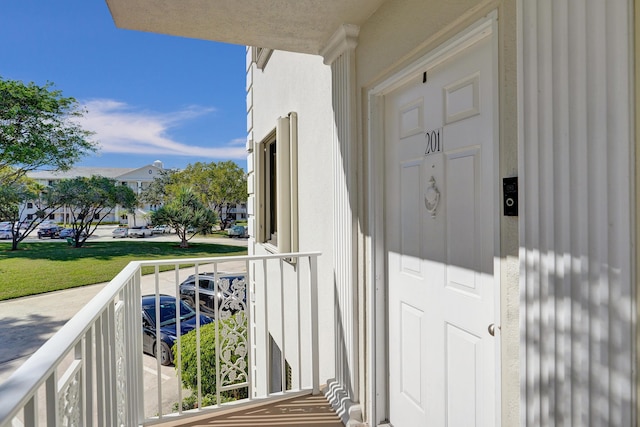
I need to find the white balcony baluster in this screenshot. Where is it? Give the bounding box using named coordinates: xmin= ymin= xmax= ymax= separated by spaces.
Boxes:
xmin=0 ymin=252 xmax=320 ymax=427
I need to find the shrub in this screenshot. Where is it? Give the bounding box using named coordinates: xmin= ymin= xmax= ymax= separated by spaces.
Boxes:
xmin=173 ymin=312 xmax=249 ymax=409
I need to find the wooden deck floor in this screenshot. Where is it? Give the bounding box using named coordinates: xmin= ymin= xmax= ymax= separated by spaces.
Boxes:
xmin=173 ymin=394 xmax=344 ymax=427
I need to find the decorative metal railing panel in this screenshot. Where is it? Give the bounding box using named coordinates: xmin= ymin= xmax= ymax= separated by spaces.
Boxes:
xmin=0 ymin=252 xmax=320 ymax=427
xmin=217 ymin=276 xmax=249 ymax=390
xmin=57 ymin=359 xmax=82 ymax=426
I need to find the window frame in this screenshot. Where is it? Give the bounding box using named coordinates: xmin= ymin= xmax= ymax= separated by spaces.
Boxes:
xmin=255 ymin=113 xmax=298 ymax=254
xmin=252 ymin=47 xmax=273 ymax=70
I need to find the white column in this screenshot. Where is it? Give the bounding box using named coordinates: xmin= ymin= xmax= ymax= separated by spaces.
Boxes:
xmin=321 ymin=24 xmax=362 ymax=425
xmin=519 ymin=1 xmax=634 ymax=425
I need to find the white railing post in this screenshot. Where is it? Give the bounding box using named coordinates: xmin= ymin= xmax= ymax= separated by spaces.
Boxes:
xmin=124 ymin=277 xmax=143 ymax=426
xmin=95 ymin=315 xmax=104 ymax=426
xmin=309 ymin=255 xmax=320 ymax=395
xmin=246 ymin=258 xmax=254 ymax=400
xmin=174 ymin=266 xmax=183 ymax=415
xmin=279 ymin=258 xmax=286 ymax=392
xmin=296 ymin=256 xmax=302 ymax=390
xmin=135 ymin=275 xmax=145 ymax=425
xmin=194 ymin=264 xmax=203 ymax=410
xmin=262 ymin=259 xmax=270 ymax=396
xmin=153 ymin=266 xmax=162 ymax=419
xmin=83 ymin=327 xmax=93 ymax=427
xmin=23 ymin=397 xmax=36 ymax=427
xmin=106 ymin=303 xmax=117 ymax=427
xmin=214 ymin=262 xmax=222 ymax=406
xmin=45 ymin=373 xmax=57 ymax=425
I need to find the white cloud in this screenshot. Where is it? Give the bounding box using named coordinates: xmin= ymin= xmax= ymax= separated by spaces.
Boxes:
xmin=77 ymin=99 xmax=247 ymax=160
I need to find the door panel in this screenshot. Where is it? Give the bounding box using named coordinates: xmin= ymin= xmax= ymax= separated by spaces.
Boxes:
xmin=400 ymin=160 xmax=424 ymax=275
xmin=385 ymin=29 xmax=497 ymax=427
xmin=445 ymin=148 xmax=480 ymax=295
xmin=400 ymin=302 xmax=424 ymax=407
xmin=446 ymin=323 xmax=481 ymax=426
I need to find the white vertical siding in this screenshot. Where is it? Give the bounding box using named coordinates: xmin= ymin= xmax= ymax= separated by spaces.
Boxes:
xmin=331 ymin=50 xmax=359 ymax=402
xmin=323 ymin=24 xmax=361 ymax=422
xmin=519 ymin=1 xmax=634 ymax=425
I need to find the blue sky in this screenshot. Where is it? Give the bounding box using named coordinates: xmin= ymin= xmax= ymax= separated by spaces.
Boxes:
xmin=0 ymin=0 xmax=247 ymax=171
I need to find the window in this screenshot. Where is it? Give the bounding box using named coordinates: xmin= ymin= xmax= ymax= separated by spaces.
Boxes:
xmin=255 ymin=113 xmax=298 ymax=253
xmin=26 ymin=214 xmax=33 ymax=220
xmin=27 ymin=202 xmax=33 ymax=209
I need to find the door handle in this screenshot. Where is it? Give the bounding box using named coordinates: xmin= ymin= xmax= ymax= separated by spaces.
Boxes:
xmin=488 ymin=323 xmax=499 ymax=336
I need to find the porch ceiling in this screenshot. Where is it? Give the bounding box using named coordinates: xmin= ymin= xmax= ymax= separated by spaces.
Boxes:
xmin=104 ymin=0 xmax=386 ymax=55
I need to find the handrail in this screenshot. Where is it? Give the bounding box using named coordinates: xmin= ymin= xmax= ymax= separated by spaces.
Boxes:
xmin=133 ymin=251 xmax=321 ymax=266
xmin=0 ymin=251 xmax=321 ymax=427
xmin=0 ymin=261 xmax=139 ymax=423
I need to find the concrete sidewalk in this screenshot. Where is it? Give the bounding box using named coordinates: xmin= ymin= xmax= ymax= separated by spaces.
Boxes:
xmin=0 ymin=259 xmax=247 ymax=384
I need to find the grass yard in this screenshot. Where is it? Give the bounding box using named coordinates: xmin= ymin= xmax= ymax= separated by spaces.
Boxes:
xmin=0 ymin=241 xmax=247 ymax=301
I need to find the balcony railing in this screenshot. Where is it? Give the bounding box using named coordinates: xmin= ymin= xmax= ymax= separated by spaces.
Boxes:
xmin=0 ymin=252 xmax=321 ymax=427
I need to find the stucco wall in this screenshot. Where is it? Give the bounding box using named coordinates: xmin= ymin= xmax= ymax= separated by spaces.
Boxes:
xmin=248 ymin=49 xmax=337 ymax=385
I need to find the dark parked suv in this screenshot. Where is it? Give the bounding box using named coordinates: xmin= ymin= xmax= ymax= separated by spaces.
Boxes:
xmin=179 ymin=273 xmax=246 ymax=318
xmin=37 ymin=225 xmax=63 ymax=239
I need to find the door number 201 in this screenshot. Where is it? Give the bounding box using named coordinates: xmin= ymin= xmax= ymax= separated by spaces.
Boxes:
xmin=424 ymin=128 xmax=442 ymax=156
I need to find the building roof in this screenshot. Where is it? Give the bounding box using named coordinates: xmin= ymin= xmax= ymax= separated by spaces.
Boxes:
xmin=27 ymin=165 xmax=163 ymax=181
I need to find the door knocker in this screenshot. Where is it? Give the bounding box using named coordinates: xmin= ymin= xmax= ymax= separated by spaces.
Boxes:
xmin=424 ymin=176 xmax=440 ymax=218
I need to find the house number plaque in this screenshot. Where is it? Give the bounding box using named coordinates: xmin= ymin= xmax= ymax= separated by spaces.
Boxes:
xmin=424 ymin=127 xmax=443 ymax=157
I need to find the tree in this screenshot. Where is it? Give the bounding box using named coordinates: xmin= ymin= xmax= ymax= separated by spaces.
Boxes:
xmin=139 ymin=169 xmax=180 ymax=206
xmin=179 ymin=161 xmax=247 ymax=230
xmin=151 ymin=186 xmax=217 ymax=248
xmin=0 ymin=171 xmax=60 ymax=250
xmin=0 ymin=77 xmax=96 ymax=182
xmin=48 ymin=176 xmax=137 ymax=247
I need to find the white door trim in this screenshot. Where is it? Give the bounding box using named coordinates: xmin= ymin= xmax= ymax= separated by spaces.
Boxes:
xmin=365 ymin=12 xmax=501 ymax=425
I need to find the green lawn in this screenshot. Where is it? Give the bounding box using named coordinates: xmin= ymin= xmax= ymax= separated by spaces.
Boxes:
xmin=0 ymin=241 xmax=247 ymax=301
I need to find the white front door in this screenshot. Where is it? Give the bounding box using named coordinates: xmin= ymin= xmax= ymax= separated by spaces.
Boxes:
xmin=385 ymin=28 xmax=498 ymax=427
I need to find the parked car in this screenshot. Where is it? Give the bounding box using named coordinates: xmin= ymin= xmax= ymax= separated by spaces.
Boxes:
xmin=179 ymin=273 xmax=247 ymax=318
xmin=1 ymin=222 xmax=25 ymax=237
xmin=37 ymin=225 xmax=63 ymax=239
xmin=0 ymin=222 xmax=12 ymax=239
xmin=58 ymin=228 xmax=88 ymax=239
xmin=128 ymin=226 xmax=152 ymax=238
xmin=39 ymin=220 xmax=58 ymax=228
xmin=58 ymin=228 xmax=74 ymax=239
xmin=152 ymin=224 xmax=171 ymax=234
xmin=141 ymin=294 xmax=213 ymax=366
xmin=227 ymin=225 xmax=247 ymax=238
xmin=112 ymin=227 xmax=128 ymax=238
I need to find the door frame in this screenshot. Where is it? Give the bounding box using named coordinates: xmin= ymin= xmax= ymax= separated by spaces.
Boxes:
xmin=365 ymin=12 xmax=501 ymax=426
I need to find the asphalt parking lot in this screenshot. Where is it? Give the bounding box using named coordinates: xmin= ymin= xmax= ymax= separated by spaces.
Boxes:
xmin=0 ymin=225 xmax=248 ymax=417
xmin=19 ymin=223 xmax=248 ymax=246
